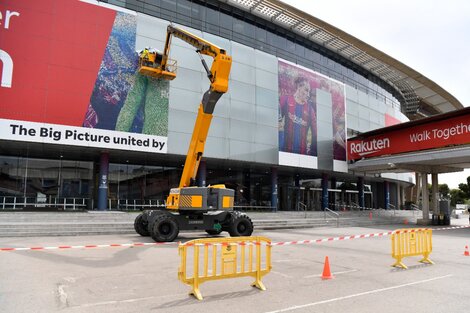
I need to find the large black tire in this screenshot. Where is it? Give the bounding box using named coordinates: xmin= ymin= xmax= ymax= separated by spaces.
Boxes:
xmin=228 ymin=211 xmax=253 ymax=237
xmin=134 ymin=213 xmax=149 ymax=236
xmin=150 ymin=213 xmax=179 ymax=242
xmin=205 ymin=229 xmax=223 ymax=235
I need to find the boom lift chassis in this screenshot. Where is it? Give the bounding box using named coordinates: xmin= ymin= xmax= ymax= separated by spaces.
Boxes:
xmin=133 ymin=25 xmax=253 ymax=242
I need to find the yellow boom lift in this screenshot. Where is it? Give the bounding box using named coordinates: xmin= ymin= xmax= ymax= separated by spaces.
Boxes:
xmin=134 ymin=25 xmax=253 ymax=242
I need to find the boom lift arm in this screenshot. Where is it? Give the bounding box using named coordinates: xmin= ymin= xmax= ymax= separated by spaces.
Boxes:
xmin=135 ymin=25 xmax=253 ymax=242
xmin=140 ymin=25 xmax=232 ymax=189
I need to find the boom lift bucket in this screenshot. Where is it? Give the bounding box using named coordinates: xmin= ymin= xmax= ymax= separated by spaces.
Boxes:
xmin=138 ymin=51 xmax=177 ymax=80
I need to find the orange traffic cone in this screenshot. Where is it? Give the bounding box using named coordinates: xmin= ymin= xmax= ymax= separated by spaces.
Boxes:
xmin=321 ymin=256 xmax=334 ymax=280
xmin=464 ymin=246 xmax=469 ymax=256
xmin=404 ymin=219 xmax=409 ymax=225
xmin=369 ymin=212 xmax=372 ymax=220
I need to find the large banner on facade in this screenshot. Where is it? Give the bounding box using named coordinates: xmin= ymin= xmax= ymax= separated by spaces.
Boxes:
xmin=0 ymin=0 xmax=168 ymax=153
xmin=278 ymin=60 xmax=346 ymax=171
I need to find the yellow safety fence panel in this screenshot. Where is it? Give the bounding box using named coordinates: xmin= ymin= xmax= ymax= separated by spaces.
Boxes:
xmin=391 ymin=228 xmax=434 ymax=269
xmin=178 ymin=236 xmax=272 ymax=300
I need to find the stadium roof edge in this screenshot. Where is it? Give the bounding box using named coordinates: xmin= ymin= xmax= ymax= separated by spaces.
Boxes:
xmin=223 ymin=0 xmax=463 ymax=118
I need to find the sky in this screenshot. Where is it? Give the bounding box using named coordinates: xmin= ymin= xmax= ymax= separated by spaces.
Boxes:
xmin=280 ymin=0 xmax=470 ymax=189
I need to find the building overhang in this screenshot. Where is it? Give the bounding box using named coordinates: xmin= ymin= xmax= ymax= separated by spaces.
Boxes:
xmin=223 ymin=0 xmax=464 ymax=117
xmin=349 ymin=145 xmax=470 ymax=174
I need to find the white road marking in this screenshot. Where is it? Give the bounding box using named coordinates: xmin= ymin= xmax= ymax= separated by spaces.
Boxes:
xmin=68 ymin=293 xmax=189 ymax=309
xmin=264 ymin=274 xmax=453 ymax=313
xmin=271 ymin=270 xmax=294 ymax=278
xmin=304 ymin=269 xmax=358 ymax=278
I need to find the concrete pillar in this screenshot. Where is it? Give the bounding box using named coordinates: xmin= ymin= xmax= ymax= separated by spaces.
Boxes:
xmin=421 ymin=173 xmax=429 ymax=220
xmin=97 ymin=152 xmax=109 ymax=211
xmin=196 ymin=160 xmax=206 ymax=187
xmin=358 ymin=177 xmax=365 ymax=209
xmin=271 ymin=167 xmax=278 ymax=212
xmin=397 ymin=184 xmax=402 ymax=210
xmin=384 ymin=181 xmax=390 ymax=209
xmin=330 ymin=177 xmax=337 ymax=209
xmin=401 ymin=186 xmax=406 ymax=207
xmin=321 ymin=173 xmax=328 ymax=211
xmin=295 ymin=175 xmax=300 ymax=210
xmin=413 ymin=172 xmax=421 ymax=203
xmin=431 ymin=173 xmax=439 ymax=215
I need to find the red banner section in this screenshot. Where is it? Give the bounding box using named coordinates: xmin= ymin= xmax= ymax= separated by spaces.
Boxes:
xmin=348 ymin=111 xmax=470 ymax=160
xmin=0 ymin=0 xmax=115 ymax=126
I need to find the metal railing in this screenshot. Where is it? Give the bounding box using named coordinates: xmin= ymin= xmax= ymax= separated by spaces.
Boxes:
xmin=233 ymin=205 xmax=276 ymax=212
xmin=0 ymin=196 xmax=167 ymax=211
xmin=108 ymin=199 xmax=166 ymax=211
xmin=297 ymin=202 xmax=307 ymax=218
xmin=324 ymin=207 xmax=339 ymax=227
xmin=0 ymin=196 xmax=88 ymax=210
xmin=329 ymin=202 xmax=371 ymax=211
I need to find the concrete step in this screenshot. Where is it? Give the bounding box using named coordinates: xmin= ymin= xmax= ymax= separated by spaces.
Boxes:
xmin=0 ymin=211 xmax=418 ymax=237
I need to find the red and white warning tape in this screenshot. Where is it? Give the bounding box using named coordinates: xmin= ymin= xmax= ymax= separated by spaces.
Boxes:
xmin=1 ymin=225 xmax=469 ymax=252
xmin=0 ymin=241 xmax=176 ymax=251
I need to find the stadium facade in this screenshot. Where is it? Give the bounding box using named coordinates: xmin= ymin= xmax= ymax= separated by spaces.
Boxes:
xmin=0 ymin=0 xmax=463 ymax=211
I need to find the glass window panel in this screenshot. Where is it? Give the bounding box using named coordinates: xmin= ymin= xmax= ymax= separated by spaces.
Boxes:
xmin=266 ymin=30 xmax=275 ymax=47
xmin=125 ymin=0 xmax=144 ymax=11
xmin=229 ymin=120 xmax=255 ymax=142
xmin=161 ymin=0 xmax=176 ymax=10
xmin=256 ymin=87 xmax=278 ymax=110
xmin=143 ymin=0 xmax=160 ymax=16
xmin=231 ymin=41 xmax=255 ymax=66
xmin=176 ymin=0 xmax=191 ymax=18
xmin=205 ymin=7 xmax=219 ymax=32
xmin=231 ymin=99 xmax=256 ymax=123
xmin=286 ymin=37 xmax=295 ymax=53
xmin=190 ymin=3 xmax=204 ymax=28
xmin=169 ymin=87 xmax=200 ymax=113
xmin=358 ymin=118 xmax=371 ymax=132
xmin=207 ymin=116 xmax=229 ymax=139
xmin=171 ymin=67 xmax=203 ymax=93
xmin=229 ymin=80 xmax=255 ymax=104
xmin=229 ymin=139 xmax=254 ymax=162
xmin=220 ymin=12 xmax=233 ymax=33
xmin=295 ymin=42 xmax=305 ymax=57
xmin=256 ymin=27 xmax=267 ymax=43
xmin=255 ymin=50 xmax=278 ymax=74
xmin=273 ymin=33 xmax=286 ymax=50
xmin=168 ymin=109 xmax=197 ymax=134
xmin=205 ymin=137 xmax=229 ymax=159
xmin=161 ymin=8 xmax=176 ymax=20
xmin=256 ymin=105 xmax=277 ymax=127
xmin=231 ymin=62 xmax=255 ymax=84
xmin=255 ymin=68 xmax=278 ymax=91
xmin=254 ymin=143 xmax=277 ymax=165
xmin=244 ymin=21 xmax=255 ymax=39
xmin=167 ymin=131 xmax=191 ymax=155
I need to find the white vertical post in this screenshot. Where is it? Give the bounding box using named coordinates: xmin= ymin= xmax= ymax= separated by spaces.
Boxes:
xmin=421 ymin=173 xmax=429 ymax=221
xmin=431 ymin=173 xmax=439 ymax=215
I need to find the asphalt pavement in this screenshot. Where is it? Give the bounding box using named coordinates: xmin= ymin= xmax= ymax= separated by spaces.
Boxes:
xmin=1 ymin=219 xmax=470 ymax=313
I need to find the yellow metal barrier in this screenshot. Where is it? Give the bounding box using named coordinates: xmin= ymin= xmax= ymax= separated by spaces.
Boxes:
xmin=391 ymin=228 xmax=434 ymax=269
xmin=178 ymin=236 xmax=272 ymax=300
